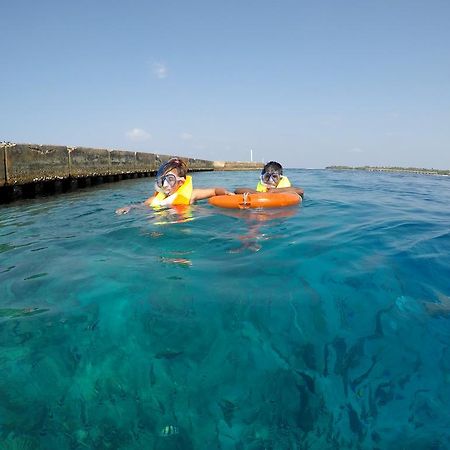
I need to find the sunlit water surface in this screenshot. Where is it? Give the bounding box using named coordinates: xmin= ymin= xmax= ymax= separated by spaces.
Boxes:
xmin=1 ymin=169 xmax=450 ymax=449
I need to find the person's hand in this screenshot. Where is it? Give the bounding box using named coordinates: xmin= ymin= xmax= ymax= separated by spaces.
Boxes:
xmin=214 ymin=188 xmax=235 ymax=196
xmin=116 ymin=206 xmax=132 ymax=215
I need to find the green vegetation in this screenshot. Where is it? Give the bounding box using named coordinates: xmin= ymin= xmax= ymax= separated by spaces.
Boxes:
xmin=326 ymin=165 xmax=450 ymax=176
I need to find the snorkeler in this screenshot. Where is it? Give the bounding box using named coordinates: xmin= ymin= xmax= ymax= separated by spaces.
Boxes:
xmin=234 ymin=161 xmax=304 ymax=196
xmin=116 ymin=157 xmax=232 ymax=214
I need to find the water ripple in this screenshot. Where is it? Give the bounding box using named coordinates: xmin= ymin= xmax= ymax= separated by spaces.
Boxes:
xmin=0 ymin=170 xmax=449 ymax=448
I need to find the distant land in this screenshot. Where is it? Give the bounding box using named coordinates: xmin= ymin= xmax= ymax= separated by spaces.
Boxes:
xmin=325 ymin=166 xmax=450 ymax=176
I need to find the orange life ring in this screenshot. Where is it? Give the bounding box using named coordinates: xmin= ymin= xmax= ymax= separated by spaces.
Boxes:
xmin=209 ymin=192 xmax=301 ymax=209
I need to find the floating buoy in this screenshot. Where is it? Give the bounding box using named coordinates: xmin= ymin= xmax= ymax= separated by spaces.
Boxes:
xmin=209 ymin=192 xmax=301 ymax=209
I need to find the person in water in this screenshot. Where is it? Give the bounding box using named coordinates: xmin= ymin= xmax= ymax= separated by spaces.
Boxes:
xmin=116 ymin=157 xmax=232 ymax=214
xmin=234 ymin=161 xmax=304 ymax=196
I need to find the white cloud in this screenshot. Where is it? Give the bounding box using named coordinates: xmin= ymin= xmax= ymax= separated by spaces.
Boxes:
xmin=180 ymin=132 xmax=193 ymax=141
xmin=348 ymin=147 xmax=364 ymax=153
xmin=126 ymin=128 xmax=152 ymax=142
xmin=152 ymin=62 xmax=168 ymax=79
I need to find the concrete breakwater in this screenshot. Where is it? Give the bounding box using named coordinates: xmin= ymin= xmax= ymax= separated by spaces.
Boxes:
xmin=0 ymin=143 xmax=262 ymax=203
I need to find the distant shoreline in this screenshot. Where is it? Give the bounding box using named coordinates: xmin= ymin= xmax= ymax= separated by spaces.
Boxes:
xmin=325 ymin=166 xmax=450 ymax=176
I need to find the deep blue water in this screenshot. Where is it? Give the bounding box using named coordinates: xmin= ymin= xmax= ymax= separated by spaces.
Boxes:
xmin=1 ymin=169 xmax=450 ymax=449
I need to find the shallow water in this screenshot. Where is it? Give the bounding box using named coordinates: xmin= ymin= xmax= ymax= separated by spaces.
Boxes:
xmin=1 ymin=169 xmax=450 ymax=449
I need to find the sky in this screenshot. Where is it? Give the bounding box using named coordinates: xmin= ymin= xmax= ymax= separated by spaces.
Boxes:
xmin=1 ymin=0 xmax=449 ymax=169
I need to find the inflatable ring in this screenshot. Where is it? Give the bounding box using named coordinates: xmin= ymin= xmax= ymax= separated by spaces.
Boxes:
xmin=209 ymin=192 xmax=301 ymax=209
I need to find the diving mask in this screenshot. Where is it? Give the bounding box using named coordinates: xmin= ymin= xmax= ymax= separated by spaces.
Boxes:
xmin=155 ymin=173 xmax=185 ymax=194
xmin=260 ymin=171 xmax=281 ymax=186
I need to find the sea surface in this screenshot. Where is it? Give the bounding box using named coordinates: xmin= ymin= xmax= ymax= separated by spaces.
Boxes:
xmin=1 ymin=169 xmax=449 ymax=450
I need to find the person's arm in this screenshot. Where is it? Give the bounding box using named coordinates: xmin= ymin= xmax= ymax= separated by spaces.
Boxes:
xmin=116 ymin=201 xmax=149 ymax=215
xmin=143 ymin=196 xmax=156 ymax=206
xmin=116 ymin=194 xmax=156 ymax=214
xmin=191 ymin=188 xmax=232 ymax=203
xmin=267 ymin=186 xmax=304 ymax=197
xmin=234 ymin=187 xmax=258 ymax=194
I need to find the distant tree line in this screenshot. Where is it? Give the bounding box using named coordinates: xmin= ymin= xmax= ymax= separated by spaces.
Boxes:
xmin=325 ymin=165 xmax=450 ymax=175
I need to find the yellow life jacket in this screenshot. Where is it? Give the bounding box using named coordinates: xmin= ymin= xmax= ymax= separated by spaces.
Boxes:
xmin=256 ymin=176 xmax=291 ymax=192
xmin=150 ymin=176 xmax=193 ymax=207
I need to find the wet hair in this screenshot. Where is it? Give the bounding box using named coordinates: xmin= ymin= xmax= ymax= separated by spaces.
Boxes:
xmin=261 ymin=161 xmax=283 ymax=175
xmin=157 ymin=157 xmax=188 ymax=178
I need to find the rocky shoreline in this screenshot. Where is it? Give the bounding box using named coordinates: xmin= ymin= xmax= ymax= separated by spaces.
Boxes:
xmin=326 ymin=165 xmax=449 ymax=176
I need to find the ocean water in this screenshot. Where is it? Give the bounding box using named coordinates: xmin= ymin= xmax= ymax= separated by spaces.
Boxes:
xmin=1 ymin=169 xmax=449 ymax=450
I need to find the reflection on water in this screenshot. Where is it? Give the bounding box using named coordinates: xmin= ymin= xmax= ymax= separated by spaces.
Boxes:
xmin=0 ymin=170 xmax=450 ymax=449
xmin=153 ymin=204 xmax=196 ymax=226
xmin=216 ymin=207 xmax=298 ymax=253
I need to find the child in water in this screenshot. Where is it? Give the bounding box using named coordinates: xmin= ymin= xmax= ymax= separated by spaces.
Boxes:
xmin=116 ymin=157 xmax=232 ymax=214
xmin=234 ymin=161 xmax=304 ymax=196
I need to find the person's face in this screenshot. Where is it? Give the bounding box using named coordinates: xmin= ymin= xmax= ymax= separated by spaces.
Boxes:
xmin=260 ymin=170 xmax=281 ymax=187
xmin=155 ymin=169 xmax=185 ymax=195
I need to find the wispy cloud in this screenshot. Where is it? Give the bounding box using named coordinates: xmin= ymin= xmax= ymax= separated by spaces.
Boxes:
xmin=180 ymin=132 xmax=193 ymax=141
xmin=388 ymin=112 xmax=400 ymax=119
xmin=320 ymin=114 xmax=343 ymax=127
xmin=126 ymin=128 xmax=152 ymax=142
xmin=348 ymin=147 xmax=364 ymax=153
xmin=152 ymin=62 xmax=168 ymax=79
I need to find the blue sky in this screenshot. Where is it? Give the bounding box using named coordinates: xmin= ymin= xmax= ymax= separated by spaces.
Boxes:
xmin=1 ymin=0 xmax=449 ymax=168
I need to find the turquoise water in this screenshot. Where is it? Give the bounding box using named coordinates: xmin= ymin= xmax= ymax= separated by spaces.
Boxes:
xmin=1 ymin=169 xmax=450 ymax=449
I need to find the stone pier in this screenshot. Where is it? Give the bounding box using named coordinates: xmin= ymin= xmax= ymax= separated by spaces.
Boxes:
xmin=0 ymin=143 xmax=263 ymax=203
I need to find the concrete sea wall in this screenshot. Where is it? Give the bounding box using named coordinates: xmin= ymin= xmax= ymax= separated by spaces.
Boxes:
xmin=0 ymin=143 xmax=263 ymax=203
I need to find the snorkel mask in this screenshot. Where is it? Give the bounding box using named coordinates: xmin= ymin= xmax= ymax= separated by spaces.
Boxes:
xmin=155 ymin=160 xmax=185 ymax=195
xmin=260 ymin=170 xmax=281 ymax=187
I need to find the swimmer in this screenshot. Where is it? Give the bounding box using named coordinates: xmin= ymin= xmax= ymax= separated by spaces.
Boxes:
xmin=116 ymin=157 xmax=232 ymax=214
xmin=234 ymin=161 xmax=304 ymax=196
